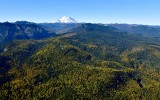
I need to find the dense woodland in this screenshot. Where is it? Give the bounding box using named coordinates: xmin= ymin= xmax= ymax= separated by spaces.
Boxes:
xmin=0 ymin=23 xmax=160 ymax=99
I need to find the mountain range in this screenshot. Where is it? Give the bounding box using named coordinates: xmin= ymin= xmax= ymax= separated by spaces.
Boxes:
xmin=0 ymin=19 xmax=160 ymax=99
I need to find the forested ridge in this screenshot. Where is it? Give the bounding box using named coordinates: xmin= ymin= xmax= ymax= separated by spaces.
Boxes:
xmin=0 ymin=23 xmax=160 ymax=99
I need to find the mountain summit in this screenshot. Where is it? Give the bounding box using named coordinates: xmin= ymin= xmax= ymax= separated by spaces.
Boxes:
xmin=57 ymin=16 xmax=77 ymax=23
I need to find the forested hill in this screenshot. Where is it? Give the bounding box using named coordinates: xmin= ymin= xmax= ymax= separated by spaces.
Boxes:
xmin=0 ymin=23 xmax=160 ymax=99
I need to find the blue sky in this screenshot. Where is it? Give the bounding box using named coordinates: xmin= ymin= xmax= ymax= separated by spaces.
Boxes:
xmin=0 ymin=0 xmax=160 ymax=25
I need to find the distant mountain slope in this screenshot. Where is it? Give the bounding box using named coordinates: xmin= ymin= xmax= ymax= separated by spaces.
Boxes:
xmin=40 ymin=23 xmax=80 ymax=34
xmin=0 ymin=21 xmax=57 ymax=45
xmin=108 ymin=24 xmax=160 ymax=37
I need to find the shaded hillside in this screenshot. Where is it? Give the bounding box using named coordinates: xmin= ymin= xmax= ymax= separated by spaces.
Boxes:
xmin=0 ymin=23 xmax=160 ymax=99
xmin=0 ymin=21 xmax=57 ymax=46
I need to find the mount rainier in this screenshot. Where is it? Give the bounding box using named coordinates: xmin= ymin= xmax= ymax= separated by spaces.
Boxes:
xmin=57 ymin=16 xmax=77 ymax=23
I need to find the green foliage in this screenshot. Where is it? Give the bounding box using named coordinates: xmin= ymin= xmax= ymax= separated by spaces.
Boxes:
xmin=1 ymin=23 xmax=160 ymax=99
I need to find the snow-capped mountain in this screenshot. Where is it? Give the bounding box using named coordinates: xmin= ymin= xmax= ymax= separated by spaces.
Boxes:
xmin=57 ymin=16 xmax=77 ymax=23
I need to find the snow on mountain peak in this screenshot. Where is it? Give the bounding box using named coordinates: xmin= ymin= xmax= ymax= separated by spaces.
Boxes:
xmin=57 ymin=16 xmax=77 ymax=23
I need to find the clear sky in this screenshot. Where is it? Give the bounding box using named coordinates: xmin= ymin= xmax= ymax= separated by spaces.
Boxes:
xmin=0 ymin=0 xmax=160 ymax=25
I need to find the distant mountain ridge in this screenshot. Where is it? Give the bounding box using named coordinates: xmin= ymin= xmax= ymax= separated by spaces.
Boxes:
xmin=1 ymin=20 xmax=160 ymax=46
xmin=0 ymin=21 xmax=57 ymax=45
xmin=40 ymin=23 xmax=81 ymax=34
xmin=108 ymin=24 xmax=160 ymax=37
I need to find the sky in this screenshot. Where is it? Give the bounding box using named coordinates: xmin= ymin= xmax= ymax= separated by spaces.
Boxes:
xmin=0 ymin=0 xmax=160 ymax=25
